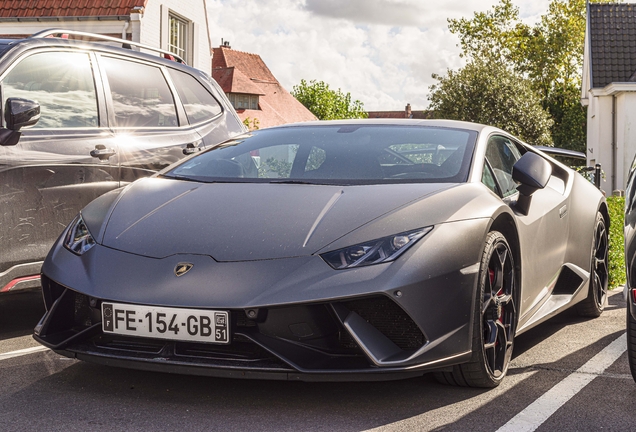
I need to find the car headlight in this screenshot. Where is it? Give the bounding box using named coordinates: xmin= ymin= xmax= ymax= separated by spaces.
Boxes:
xmin=320 ymin=227 xmax=432 ymax=270
xmin=64 ymin=214 xmax=96 ymax=255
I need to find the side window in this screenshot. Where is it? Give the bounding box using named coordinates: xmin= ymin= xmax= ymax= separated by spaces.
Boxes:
xmin=167 ymin=69 xmax=222 ymax=124
xmin=485 ymin=136 xmax=522 ymax=197
xmin=482 ymin=162 xmax=500 ymax=195
xmin=305 ymin=147 xmax=326 ymax=172
xmin=101 ymin=57 xmax=178 ymax=128
xmin=2 ymin=51 xmax=98 ymax=128
xmin=256 ymin=144 xmax=299 ymax=178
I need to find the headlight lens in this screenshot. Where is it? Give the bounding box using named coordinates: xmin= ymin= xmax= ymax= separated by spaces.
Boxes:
xmin=320 ymin=227 xmax=432 ymax=270
xmin=64 ymin=214 xmax=96 ymax=255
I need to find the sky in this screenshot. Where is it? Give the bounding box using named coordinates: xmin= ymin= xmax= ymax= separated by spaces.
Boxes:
xmin=205 ymin=0 xmax=552 ymax=111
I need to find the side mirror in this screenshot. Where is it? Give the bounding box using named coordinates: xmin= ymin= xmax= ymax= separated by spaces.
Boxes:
xmin=5 ymin=97 xmax=40 ymax=131
xmin=512 ymin=152 xmax=551 ymax=215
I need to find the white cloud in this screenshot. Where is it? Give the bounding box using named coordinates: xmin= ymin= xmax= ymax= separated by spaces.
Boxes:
xmin=207 ymin=0 xmax=555 ymax=111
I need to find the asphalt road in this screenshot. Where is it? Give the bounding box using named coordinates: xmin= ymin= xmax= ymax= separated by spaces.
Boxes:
xmin=1 ymin=288 xmax=634 ymax=432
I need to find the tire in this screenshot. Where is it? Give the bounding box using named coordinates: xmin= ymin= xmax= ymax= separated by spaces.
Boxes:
xmin=577 ymin=212 xmax=609 ymax=318
xmin=435 ymin=231 xmax=517 ymax=388
xmin=628 ymin=301 xmax=636 ymax=383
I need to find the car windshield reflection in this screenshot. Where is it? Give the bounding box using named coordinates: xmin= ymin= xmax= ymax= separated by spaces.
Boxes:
xmin=164 ymin=124 xmax=478 ymax=185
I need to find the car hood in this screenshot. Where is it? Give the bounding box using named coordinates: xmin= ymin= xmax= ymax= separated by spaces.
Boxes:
xmin=97 ymin=178 xmax=456 ymax=261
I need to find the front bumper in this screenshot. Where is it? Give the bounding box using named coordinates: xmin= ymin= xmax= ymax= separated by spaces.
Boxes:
xmin=34 ymin=278 xmax=472 ymax=381
xmin=35 ymin=218 xmax=488 ymax=381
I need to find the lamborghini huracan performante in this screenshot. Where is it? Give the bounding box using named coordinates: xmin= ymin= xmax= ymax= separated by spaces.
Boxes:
xmin=34 ymin=120 xmax=609 ymax=388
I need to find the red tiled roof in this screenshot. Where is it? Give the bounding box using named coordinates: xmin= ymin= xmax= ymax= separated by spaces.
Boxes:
xmin=212 ymin=67 xmax=265 ymax=96
xmin=367 ymin=110 xmax=433 ymax=119
xmin=212 ymin=45 xmax=316 ymax=129
xmin=367 ymin=111 xmax=409 ymax=119
xmin=0 ymin=0 xmax=147 ymax=18
xmin=213 ymin=46 xmax=277 ymax=83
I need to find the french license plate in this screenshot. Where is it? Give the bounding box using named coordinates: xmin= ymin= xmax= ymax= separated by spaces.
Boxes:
xmin=101 ymin=302 xmax=229 ymax=344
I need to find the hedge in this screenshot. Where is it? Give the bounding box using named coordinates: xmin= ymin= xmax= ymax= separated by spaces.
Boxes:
xmin=607 ymin=196 xmax=625 ymax=289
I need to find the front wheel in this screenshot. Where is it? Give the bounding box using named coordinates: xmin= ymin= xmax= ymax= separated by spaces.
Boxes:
xmin=577 ymin=212 xmax=609 ymax=318
xmin=435 ymin=231 xmax=517 ymax=388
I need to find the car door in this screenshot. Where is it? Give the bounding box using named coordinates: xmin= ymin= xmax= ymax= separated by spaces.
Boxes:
xmin=482 ymin=135 xmax=570 ymax=317
xmin=0 ymin=49 xmax=119 ymax=275
xmin=96 ymin=54 xmax=208 ymax=184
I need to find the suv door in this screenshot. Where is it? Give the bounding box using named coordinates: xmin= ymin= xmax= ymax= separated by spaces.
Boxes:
xmin=0 ymin=50 xmax=118 ymax=289
xmin=97 ymin=55 xmax=211 ymax=184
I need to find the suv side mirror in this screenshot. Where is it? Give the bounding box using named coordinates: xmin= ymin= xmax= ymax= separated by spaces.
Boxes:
xmin=5 ymin=97 xmax=40 ymax=130
xmin=512 ymin=152 xmax=551 ymax=215
xmin=0 ymin=98 xmax=40 ymax=146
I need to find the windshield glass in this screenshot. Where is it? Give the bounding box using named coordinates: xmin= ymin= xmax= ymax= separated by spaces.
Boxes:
xmin=164 ymin=124 xmax=478 ymax=185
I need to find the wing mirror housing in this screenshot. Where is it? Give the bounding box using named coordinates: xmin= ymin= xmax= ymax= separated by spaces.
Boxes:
xmin=512 ymin=151 xmax=551 ymax=215
xmin=0 ymin=97 xmax=40 ymax=146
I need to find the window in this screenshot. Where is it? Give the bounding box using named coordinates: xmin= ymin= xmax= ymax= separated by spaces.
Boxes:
xmin=227 ymin=93 xmax=259 ymax=110
xmin=168 ymin=69 xmax=222 ymax=124
xmin=101 ymin=56 xmax=178 ymax=128
xmin=166 ymin=125 xmax=478 ymax=184
xmin=2 ymin=51 xmax=98 ymax=128
xmin=482 ymin=163 xmax=500 ymax=195
xmin=485 ymin=135 xmax=523 ymax=197
xmin=169 ymin=13 xmax=189 ymax=61
xmin=305 ymin=147 xmax=326 ymax=172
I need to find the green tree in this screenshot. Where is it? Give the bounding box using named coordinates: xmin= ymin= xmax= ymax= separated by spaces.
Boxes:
xmin=429 ymin=58 xmax=553 ymax=146
xmin=291 ymin=79 xmax=367 ymax=120
xmin=441 ymin=0 xmax=615 ymax=151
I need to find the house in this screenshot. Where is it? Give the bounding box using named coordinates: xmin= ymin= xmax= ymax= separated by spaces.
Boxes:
xmin=367 ymin=104 xmax=432 ymax=119
xmin=581 ymin=2 xmax=636 ymax=194
xmin=212 ymin=42 xmax=316 ymax=129
xmin=0 ymin=0 xmax=211 ymax=74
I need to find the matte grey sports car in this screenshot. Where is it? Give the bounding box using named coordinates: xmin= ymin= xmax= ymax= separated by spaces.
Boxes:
xmin=34 ymin=120 xmax=609 ymax=387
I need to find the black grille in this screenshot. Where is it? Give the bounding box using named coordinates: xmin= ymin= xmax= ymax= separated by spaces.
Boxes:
xmin=341 ymin=297 xmax=425 ymax=350
xmin=74 ymin=292 xmax=92 ymax=328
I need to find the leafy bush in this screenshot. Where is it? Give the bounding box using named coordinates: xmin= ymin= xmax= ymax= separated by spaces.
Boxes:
xmin=607 ymin=196 xmax=625 ymax=289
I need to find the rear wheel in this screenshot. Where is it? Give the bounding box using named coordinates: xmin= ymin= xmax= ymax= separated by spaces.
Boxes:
xmin=435 ymin=231 xmax=517 ymax=388
xmin=577 ymin=213 xmax=609 ymax=317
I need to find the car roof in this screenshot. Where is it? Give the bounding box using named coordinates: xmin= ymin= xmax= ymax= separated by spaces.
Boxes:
xmin=268 ymin=118 xmax=493 ymax=133
xmin=1 ymin=36 xmax=192 ymax=72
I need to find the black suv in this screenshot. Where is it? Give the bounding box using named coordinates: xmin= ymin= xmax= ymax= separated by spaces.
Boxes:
xmin=0 ymin=29 xmax=246 ymax=293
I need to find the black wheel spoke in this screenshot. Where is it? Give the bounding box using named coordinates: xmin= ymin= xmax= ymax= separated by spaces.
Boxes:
xmin=480 ymin=235 xmax=516 ymax=381
xmin=484 ymin=320 xmax=498 ymax=348
xmin=591 ymin=219 xmax=609 ymax=308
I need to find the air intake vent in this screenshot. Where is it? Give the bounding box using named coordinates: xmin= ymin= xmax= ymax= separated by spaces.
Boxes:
xmin=341 ymin=296 xmax=425 ymax=350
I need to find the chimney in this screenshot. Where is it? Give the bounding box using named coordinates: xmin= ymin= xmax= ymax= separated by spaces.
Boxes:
xmin=221 ymin=38 xmax=231 ymax=49
xmin=405 ymin=103 xmax=412 ymax=118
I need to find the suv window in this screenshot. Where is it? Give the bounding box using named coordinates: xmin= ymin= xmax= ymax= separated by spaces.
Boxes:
xmin=2 ymin=51 xmax=98 ymax=128
xmin=167 ymin=69 xmax=222 ymax=124
xmin=101 ymin=56 xmax=178 ymax=128
xmin=485 ymin=135 xmax=522 ymax=197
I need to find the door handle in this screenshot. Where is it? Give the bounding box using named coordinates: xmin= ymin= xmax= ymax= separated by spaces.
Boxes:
xmin=90 ymin=145 xmax=116 ymax=160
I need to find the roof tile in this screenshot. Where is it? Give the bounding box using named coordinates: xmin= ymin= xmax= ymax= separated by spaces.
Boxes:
xmin=589 ymin=3 xmax=636 ymax=88
xmin=0 ymin=0 xmax=147 ymax=18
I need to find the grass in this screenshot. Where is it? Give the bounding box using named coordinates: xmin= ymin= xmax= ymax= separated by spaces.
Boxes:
xmin=606 ymin=196 xmax=625 ymax=289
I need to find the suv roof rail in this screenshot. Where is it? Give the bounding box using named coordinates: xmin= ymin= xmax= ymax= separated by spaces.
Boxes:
xmin=29 ymin=28 xmax=186 ymax=64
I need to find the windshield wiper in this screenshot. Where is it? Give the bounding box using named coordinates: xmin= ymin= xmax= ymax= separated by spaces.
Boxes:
xmin=269 ymin=179 xmax=323 ymax=185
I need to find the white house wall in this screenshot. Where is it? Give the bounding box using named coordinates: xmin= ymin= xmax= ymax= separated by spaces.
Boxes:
xmin=617 ymin=93 xmax=636 ymax=190
xmin=587 ymin=94 xmax=614 ymax=195
xmin=141 ymin=1 xmax=211 ymax=75
xmin=0 ymin=20 xmax=130 ymax=38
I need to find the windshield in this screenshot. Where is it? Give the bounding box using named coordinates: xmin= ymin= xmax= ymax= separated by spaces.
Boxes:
xmin=164 ymin=124 xmax=478 ymax=185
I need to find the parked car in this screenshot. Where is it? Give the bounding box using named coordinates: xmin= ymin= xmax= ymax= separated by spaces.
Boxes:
xmin=624 ymin=156 xmax=636 ymax=382
xmin=34 ymin=119 xmax=608 ymax=387
xmin=0 ymin=29 xmax=246 ymax=294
